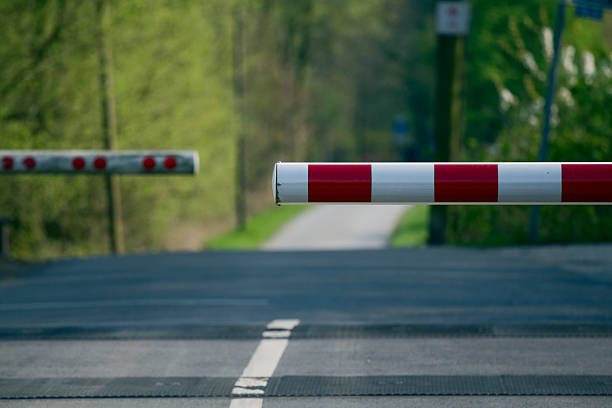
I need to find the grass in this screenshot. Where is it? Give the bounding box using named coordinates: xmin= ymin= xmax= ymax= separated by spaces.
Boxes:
xmin=390 ymin=205 xmax=430 ymax=247
xmin=206 ymin=205 xmax=308 ymax=249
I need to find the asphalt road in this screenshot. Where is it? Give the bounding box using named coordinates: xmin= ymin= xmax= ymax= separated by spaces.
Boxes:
xmin=1 ymin=245 xmax=612 ymax=406
xmin=262 ymin=205 xmax=408 ymax=250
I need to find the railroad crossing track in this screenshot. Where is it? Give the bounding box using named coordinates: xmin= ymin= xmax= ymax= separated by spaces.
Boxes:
xmin=1 ymin=246 xmax=612 ymax=406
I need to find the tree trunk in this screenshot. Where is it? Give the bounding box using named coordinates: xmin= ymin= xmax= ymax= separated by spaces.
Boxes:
xmin=96 ymin=0 xmax=124 ymax=254
xmin=233 ymin=5 xmax=247 ymax=230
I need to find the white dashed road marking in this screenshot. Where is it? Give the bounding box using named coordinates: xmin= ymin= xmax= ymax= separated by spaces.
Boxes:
xmin=228 ymin=319 xmax=300 ymax=407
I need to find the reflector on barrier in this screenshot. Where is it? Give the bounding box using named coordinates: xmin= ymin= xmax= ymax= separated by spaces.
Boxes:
xmin=273 ymin=162 xmax=612 ymax=205
xmin=0 ymin=150 xmax=199 ymax=175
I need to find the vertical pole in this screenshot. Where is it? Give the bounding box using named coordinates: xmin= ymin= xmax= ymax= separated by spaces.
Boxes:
xmin=0 ymin=218 xmax=10 ymax=259
xmin=96 ymin=0 xmax=125 ymax=254
xmin=529 ymin=0 xmax=565 ymax=244
xmin=233 ymin=6 xmax=247 ymax=230
xmin=429 ymin=31 xmax=465 ymax=244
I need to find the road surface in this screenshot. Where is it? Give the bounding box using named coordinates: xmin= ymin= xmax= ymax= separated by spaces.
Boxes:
xmin=263 ymin=205 xmax=408 ymax=250
xmin=1 ymin=245 xmax=612 ymax=406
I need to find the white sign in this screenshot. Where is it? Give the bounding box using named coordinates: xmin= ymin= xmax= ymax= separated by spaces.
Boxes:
xmin=436 ymin=2 xmax=470 ymax=36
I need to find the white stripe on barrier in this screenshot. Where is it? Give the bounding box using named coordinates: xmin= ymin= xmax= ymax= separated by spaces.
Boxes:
xmin=372 ymin=163 xmax=434 ymax=203
xmin=498 ymin=162 xmax=561 ymax=203
xmin=274 ymin=162 xmax=308 ymax=203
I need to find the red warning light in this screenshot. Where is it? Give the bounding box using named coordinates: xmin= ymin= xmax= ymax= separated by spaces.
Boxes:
xmin=164 ymin=156 xmax=177 ymax=170
xmin=72 ymin=157 xmax=86 ymax=170
xmin=2 ymin=157 xmax=13 ymax=170
xmin=23 ymin=156 xmax=36 ymax=170
xmin=143 ymin=156 xmax=156 ymax=170
xmin=93 ymin=156 xmax=107 ymax=170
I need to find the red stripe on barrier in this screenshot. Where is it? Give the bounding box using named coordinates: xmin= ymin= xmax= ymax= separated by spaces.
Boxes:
xmin=435 ymin=164 xmax=498 ymax=202
xmin=308 ymin=164 xmax=371 ymax=202
xmin=23 ymin=156 xmax=36 ymax=170
xmin=72 ymin=157 xmax=85 ymax=170
xmin=93 ymin=157 xmax=107 ymax=170
xmin=164 ymin=156 xmax=177 ymax=170
xmin=143 ymin=156 xmax=156 ymax=170
xmin=562 ymin=163 xmax=612 ymax=202
xmin=2 ymin=157 xmax=13 ymax=170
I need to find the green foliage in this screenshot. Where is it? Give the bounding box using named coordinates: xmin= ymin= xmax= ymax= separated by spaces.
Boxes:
xmin=3 ymin=0 xmax=607 ymax=258
xmin=391 ymin=205 xmax=430 ymax=247
xmin=206 ymin=205 xmax=307 ymax=249
xmin=0 ymin=1 xmax=239 ymax=259
xmin=110 ymin=1 xmax=237 ymax=250
xmin=447 ymin=1 xmax=612 ymax=245
xmin=0 ymin=0 xmax=435 ymax=259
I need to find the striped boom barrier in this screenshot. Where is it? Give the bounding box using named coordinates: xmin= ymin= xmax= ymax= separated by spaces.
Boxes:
xmin=0 ymin=150 xmax=198 ymax=175
xmin=273 ymin=162 xmax=612 ymax=205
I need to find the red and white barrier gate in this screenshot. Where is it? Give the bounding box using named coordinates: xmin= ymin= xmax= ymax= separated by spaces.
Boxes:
xmin=273 ymin=162 xmax=612 ymax=204
xmin=0 ymin=150 xmax=198 ymax=175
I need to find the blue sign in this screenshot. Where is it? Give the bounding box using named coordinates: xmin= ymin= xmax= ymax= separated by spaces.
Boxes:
xmin=576 ymin=4 xmax=603 ymax=19
xmin=574 ymin=0 xmax=612 ymax=20
xmin=392 ymin=118 xmax=408 ymax=136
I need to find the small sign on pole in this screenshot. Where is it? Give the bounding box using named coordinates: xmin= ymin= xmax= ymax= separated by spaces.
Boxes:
xmin=574 ymin=0 xmax=605 ymax=20
xmin=436 ymin=2 xmax=471 ymax=36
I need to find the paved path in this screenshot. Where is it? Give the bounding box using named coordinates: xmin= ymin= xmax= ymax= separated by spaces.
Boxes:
xmin=263 ymin=205 xmax=408 ymax=250
xmin=1 ymin=246 xmax=612 ymax=406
